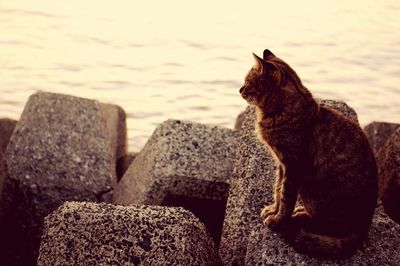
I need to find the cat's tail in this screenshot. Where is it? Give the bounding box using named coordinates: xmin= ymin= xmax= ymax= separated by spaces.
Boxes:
xmin=293 ymin=228 xmax=363 ymax=258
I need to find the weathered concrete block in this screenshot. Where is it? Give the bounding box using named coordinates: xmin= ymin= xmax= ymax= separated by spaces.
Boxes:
xmin=100 ymin=103 xmax=128 ymax=168
xmin=245 ymin=207 xmax=400 ymax=265
xmin=376 ymin=127 xmax=400 ymax=223
xmin=364 ymin=121 xmax=400 ymax=154
xmin=234 ymin=110 xmax=246 ymax=130
xmin=318 ymin=99 xmax=359 ymax=124
xmin=219 ymin=106 xmax=276 ymax=265
xmin=116 ymin=152 xmax=138 ymax=181
xmin=219 ymin=100 xmax=359 ymax=265
xmin=114 ymin=119 xmax=238 ymax=243
xmin=37 ymin=201 xmax=221 ymax=266
xmin=0 ymin=151 xmax=5 ymax=222
xmin=0 ymin=118 xmax=17 ymax=153
xmin=0 ymin=92 xmax=124 ymax=265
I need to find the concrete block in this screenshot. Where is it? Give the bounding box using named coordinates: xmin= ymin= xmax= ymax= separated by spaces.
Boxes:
xmin=364 ymin=121 xmax=400 ymax=154
xmin=0 ymin=118 xmax=17 ymax=153
xmin=100 ymin=103 xmax=128 ymax=167
xmin=37 ymin=201 xmax=221 ymax=266
xmin=245 ymin=208 xmax=400 ymax=265
xmin=116 ymin=152 xmax=138 ymax=181
xmin=376 ymin=128 xmax=400 ymax=223
xmin=114 ymin=119 xmax=238 ymax=243
xmin=0 ymin=92 xmax=122 ymax=265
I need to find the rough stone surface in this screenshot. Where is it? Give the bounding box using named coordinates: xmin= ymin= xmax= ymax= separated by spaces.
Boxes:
xmin=219 ymin=100 xmax=359 ymax=266
xmin=0 ymin=151 xmax=5 ymax=222
xmin=376 ymin=127 xmax=400 ymax=223
xmin=234 ymin=110 xmax=246 ymax=130
xmin=37 ymin=201 xmax=221 ymax=266
xmin=116 ymin=152 xmax=138 ymax=181
xmin=0 ymin=92 xmax=116 ymax=265
xmin=100 ymin=103 xmax=128 ymax=172
xmin=0 ymin=118 xmax=17 ymax=153
xmin=245 ymin=207 xmax=400 ymax=265
xmin=114 ymin=119 xmax=238 ymax=243
xmin=318 ymin=99 xmax=359 ymax=124
xmin=364 ymin=121 xmax=400 ymax=154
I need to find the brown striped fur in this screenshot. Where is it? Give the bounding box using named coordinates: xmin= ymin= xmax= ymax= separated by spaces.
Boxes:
xmin=240 ymin=49 xmax=378 ymax=258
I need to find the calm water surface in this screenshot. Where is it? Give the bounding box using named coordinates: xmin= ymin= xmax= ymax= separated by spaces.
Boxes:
xmin=1 ymin=1 xmax=399 ymax=151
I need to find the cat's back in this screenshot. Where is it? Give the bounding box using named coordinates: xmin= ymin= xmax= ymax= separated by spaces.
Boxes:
xmin=305 ymin=106 xmax=377 ymax=222
xmin=296 ymin=106 xmax=378 ymax=234
xmin=313 ymin=106 xmax=376 ymax=168
xmin=312 ymin=106 xmax=376 ymax=177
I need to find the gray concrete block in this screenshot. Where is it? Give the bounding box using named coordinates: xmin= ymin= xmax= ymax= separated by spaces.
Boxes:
xmin=245 ymin=207 xmax=400 ymax=265
xmin=114 ymin=119 xmax=238 ymax=243
xmin=219 ymin=100 xmax=360 ymax=265
xmin=318 ymin=99 xmax=359 ymax=124
xmin=100 ymin=103 xmax=128 ymax=168
xmin=37 ymin=201 xmax=221 ymax=266
xmin=219 ymin=105 xmax=276 ymax=266
xmin=116 ymin=152 xmax=138 ymax=180
xmin=364 ymin=121 xmax=400 ymax=154
xmin=0 ymin=118 xmax=17 ymax=154
xmin=376 ymin=128 xmax=400 ymax=223
xmin=0 ymin=151 xmax=5 ymax=222
xmin=0 ymin=92 xmax=123 ymax=265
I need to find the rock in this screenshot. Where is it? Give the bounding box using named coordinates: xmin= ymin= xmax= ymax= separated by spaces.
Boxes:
xmin=363 ymin=122 xmax=400 ymax=154
xmin=234 ymin=110 xmax=246 ymax=130
xmin=37 ymin=201 xmax=221 ymax=266
xmin=116 ymin=152 xmax=138 ymax=181
xmin=376 ymin=127 xmax=400 ymax=223
xmin=114 ymin=119 xmax=238 ymax=244
xmin=219 ymin=100 xmax=359 ymax=265
xmin=245 ymin=207 xmax=400 ymax=265
xmin=0 ymin=151 xmax=5 ymax=222
xmin=100 ymin=103 xmax=128 ymax=170
xmin=219 ymin=105 xmax=277 ymax=266
xmin=0 ymin=92 xmax=121 ymax=265
xmin=0 ymin=118 xmax=17 ymax=153
xmin=318 ymin=99 xmax=359 ymax=124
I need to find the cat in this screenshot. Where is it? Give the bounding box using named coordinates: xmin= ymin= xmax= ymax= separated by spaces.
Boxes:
xmin=239 ymin=49 xmax=378 ymax=258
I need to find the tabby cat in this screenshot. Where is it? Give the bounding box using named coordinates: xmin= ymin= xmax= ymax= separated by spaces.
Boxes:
xmin=239 ymin=49 xmax=378 ymax=258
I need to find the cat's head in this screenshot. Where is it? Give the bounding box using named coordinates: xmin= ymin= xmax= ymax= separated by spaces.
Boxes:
xmin=239 ymin=49 xmax=301 ymax=107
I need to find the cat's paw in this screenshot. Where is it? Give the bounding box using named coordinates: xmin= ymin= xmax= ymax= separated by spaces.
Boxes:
xmin=260 ymin=204 xmax=278 ymax=219
xmin=263 ymin=214 xmax=287 ymax=230
xmin=293 ymin=206 xmax=305 ymax=215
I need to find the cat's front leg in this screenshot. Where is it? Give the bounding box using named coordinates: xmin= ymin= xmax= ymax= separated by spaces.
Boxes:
xmin=264 ymin=168 xmax=298 ymax=229
xmin=260 ymin=165 xmax=284 ymax=219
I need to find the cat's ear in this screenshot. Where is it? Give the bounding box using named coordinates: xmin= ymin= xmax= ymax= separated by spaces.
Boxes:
xmin=263 ymin=49 xmax=275 ymax=60
xmin=253 ymin=53 xmax=278 ymax=74
xmin=252 ymin=53 xmax=264 ymax=72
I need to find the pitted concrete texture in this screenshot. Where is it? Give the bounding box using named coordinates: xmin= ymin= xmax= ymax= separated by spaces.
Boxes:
xmin=376 ymin=128 xmax=400 ymax=223
xmin=37 ymin=201 xmax=221 ymax=266
xmin=115 ymin=119 xmax=237 ymax=204
xmin=100 ymin=103 xmax=128 ymax=170
xmin=219 ymin=105 xmax=277 ymax=266
xmin=245 ymin=207 xmax=400 ymax=265
xmin=234 ymin=110 xmax=246 ymax=130
xmin=0 ymin=151 xmax=5 ymax=222
xmin=318 ymin=99 xmax=359 ymax=125
xmin=364 ymin=121 xmax=400 ymax=154
xmin=116 ymin=152 xmax=138 ymax=181
xmin=0 ymin=118 xmax=17 ymax=153
xmin=220 ymin=100 xmax=360 ymax=266
xmin=114 ymin=119 xmax=237 ymax=243
xmin=0 ymin=92 xmax=118 ymax=265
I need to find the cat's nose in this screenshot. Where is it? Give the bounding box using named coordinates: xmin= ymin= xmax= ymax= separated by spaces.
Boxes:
xmin=239 ymin=86 xmax=245 ymax=94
